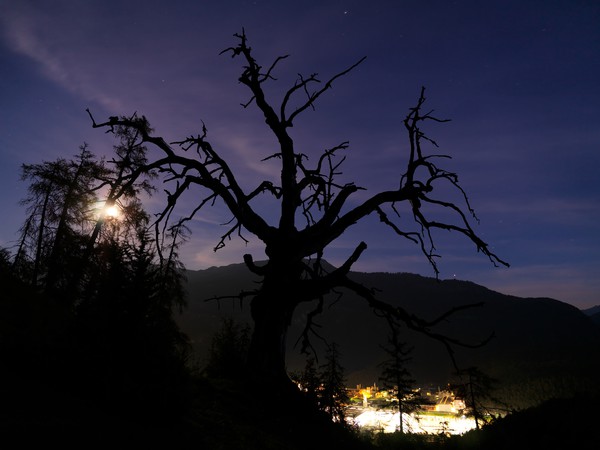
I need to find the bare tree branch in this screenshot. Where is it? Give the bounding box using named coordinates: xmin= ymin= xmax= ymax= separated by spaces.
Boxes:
xmin=88 ymin=31 xmax=509 ymax=388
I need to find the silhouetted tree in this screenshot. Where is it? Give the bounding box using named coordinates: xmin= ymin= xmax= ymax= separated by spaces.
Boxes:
xmin=450 ymin=366 xmax=501 ymax=429
xmin=7 ymin=141 xmax=192 ymax=422
xmin=74 ymin=205 xmax=190 ymax=414
xmin=291 ymin=356 xmax=321 ymax=407
xmin=0 ymin=247 xmax=10 ymax=269
xmin=43 ymin=144 xmax=107 ymax=296
xmin=82 ymin=123 xmax=155 ymax=254
xmin=378 ymin=329 xmax=419 ymax=433
xmin=319 ymin=343 xmax=349 ymax=423
xmin=14 ymin=145 xmax=102 ymax=289
xmin=87 ymin=30 xmax=508 ymax=396
xmin=12 ymin=140 xmax=157 ymax=305
xmin=205 ymin=317 xmax=252 ymax=380
xmin=67 ymin=125 xmax=156 ymax=304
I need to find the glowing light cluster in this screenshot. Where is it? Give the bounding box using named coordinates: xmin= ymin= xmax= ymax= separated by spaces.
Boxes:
xmin=349 ymin=409 xmax=476 ymax=435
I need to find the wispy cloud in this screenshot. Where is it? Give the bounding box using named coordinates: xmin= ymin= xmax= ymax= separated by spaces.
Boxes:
xmin=0 ymin=6 xmax=126 ymax=111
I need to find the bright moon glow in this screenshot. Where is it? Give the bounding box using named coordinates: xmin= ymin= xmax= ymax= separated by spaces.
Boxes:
xmin=104 ymin=205 xmax=120 ymax=218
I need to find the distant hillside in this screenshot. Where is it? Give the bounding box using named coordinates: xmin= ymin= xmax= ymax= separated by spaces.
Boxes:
xmin=582 ymin=305 xmax=600 ymax=316
xmin=176 ymin=262 xmax=600 ymax=409
xmin=589 ymin=312 xmax=600 ymax=326
xmin=582 ymin=305 xmax=600 ymax=326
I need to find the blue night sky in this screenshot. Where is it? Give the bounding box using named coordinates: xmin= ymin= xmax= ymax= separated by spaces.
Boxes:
xmin=1 ymin=0 xmax=598 ymax=309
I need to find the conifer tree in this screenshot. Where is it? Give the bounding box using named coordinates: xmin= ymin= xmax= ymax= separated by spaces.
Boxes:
xmin=75 ymin=204 xmax=190 ymax=413
xmin=319 ymin=343 xmax=349 ymax=423
xmin=14 ymin=144 xmax=104 ymax=292
xmin=378 ymin=330 xmax=419 ymax=433
xmin=205 ymin=317 xmax=252 ymax=379
xmin=293 ymin=356 xmax=321 ymax=407
xmin=450 ymin=366 xmax=501 ymax=430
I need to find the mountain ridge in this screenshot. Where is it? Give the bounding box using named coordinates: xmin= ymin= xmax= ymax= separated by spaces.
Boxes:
xmin=176 ymin=262 xmax=600 ymax=409
xmin=583 ymin=305 xmax=600 ymax=315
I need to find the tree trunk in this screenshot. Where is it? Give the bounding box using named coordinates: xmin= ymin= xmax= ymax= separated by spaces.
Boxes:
xmin=399 ymin=399 xmax=404 ymax=433
xmin=32 ymin=185 xmax=52 ymax=287
xmin=45 ymin=161 xmax=83 ymax=293
xmin=12 ymin=216 xmax=33 ymax=270
xmin=247 ymin=288 xmax=297 ymax=395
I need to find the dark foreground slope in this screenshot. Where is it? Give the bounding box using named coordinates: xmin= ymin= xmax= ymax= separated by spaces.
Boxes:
xmin=2 ymin=263 xmax=597 ymax=448
xmin=179 ymin=263 xmax=600 ymax=409
xmin=450 ymin=394 xmax=599 ymax=450
xmin=6 ymin=366 xmax=597 ymax=450
xmin=0 ymin=372 xmax=370 ymax=449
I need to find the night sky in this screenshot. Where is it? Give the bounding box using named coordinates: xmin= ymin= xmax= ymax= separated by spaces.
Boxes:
xmin=1 ymin=1 xmax=598 ymax=309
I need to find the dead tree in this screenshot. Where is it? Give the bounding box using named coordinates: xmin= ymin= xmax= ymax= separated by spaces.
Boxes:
xmin=87 ymin=30 xmax=508 ymax=395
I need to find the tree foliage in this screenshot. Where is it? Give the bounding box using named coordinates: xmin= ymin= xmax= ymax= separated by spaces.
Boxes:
xmin=13 ymin=144 xmax=103 ymax=290
xmin=5 ymin=140 xmax=191 ymax=420
xmin=290 ymin=347 xmax=351 ymax=423
xmin=293 ymin=356 xmax=321 ymax=406
xmin=378 ymin=330 xmax=420 ymax=433
xmin=319 ymin=343 xmax=350 ymax=423
xmin=204 ymin=317 xmax=252 ymax=379
xmin=450 ymin=366 xmax=504 ymax=429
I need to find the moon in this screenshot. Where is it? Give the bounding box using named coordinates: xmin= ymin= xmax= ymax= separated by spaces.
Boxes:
xmin=104 ymin=204 xmax=120 ymax=218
